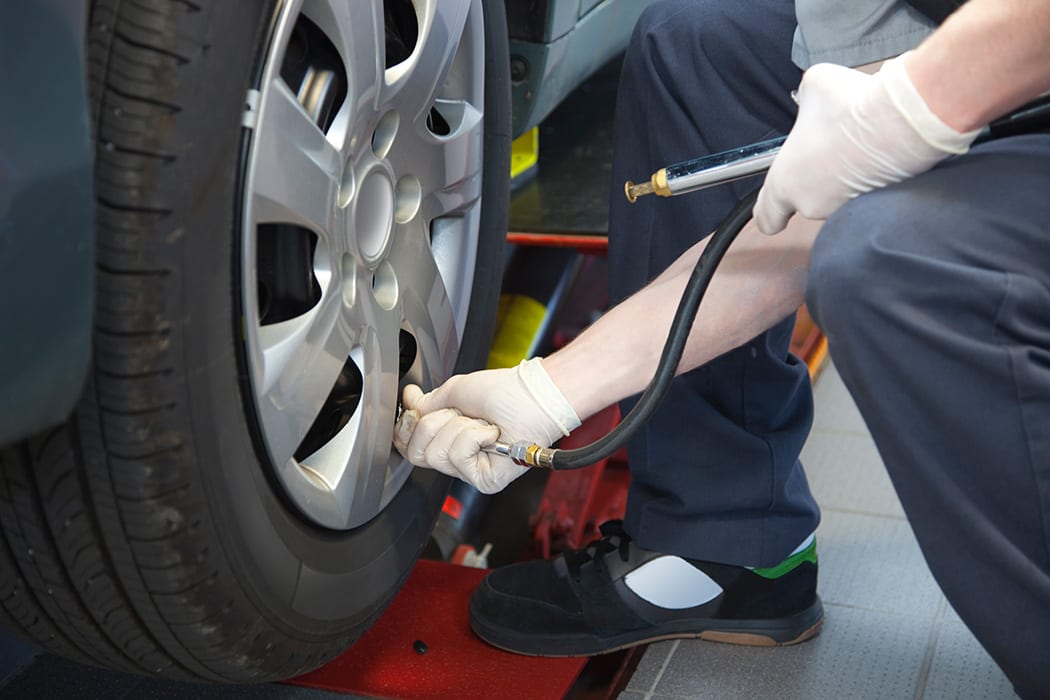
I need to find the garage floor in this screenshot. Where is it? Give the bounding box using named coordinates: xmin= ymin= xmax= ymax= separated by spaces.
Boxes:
xmin=617 ymin=360 xmax=1016 ymax=700
xmin=0 ymin=360 xmax=1016 ymax=699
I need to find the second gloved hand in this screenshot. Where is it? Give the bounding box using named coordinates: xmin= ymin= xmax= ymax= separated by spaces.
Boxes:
xmin=393 ymin=358 xmax=581 ymax=494
xmin=754 ymin=54 xmax=980 ymax=234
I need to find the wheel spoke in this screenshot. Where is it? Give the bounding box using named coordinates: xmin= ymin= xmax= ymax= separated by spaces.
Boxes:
xmin=345 ymin=316 xmax=403 ymax=523
xmin=387 ymin=225 xmax=459 ymax=382
xmin=254 ymin=287 xmax=352 ymax=468
xmin=298 ymin=263 xmax=405 ymax=526
xmin=301 ymin=0 xmax=384 ymax=145
xmin=390 ymin=101 xmax=484 ymax=221
xmin=252 ymin=78 xmax=341 ymax=237
xmin=383 ymin=1 xmax=472 ymax=119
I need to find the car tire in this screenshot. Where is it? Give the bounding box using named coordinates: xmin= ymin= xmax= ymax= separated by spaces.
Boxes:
xmin=0 ymin=0 xmax=508 ymax=683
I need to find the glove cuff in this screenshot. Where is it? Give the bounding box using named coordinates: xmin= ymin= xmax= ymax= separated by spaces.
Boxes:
xmin=517 ymin=358 xmax=582 ymax=438
xmin=880 ymin=53 xmax=981 ymax=155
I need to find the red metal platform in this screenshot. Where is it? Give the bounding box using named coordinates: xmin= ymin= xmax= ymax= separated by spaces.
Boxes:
xmin=287 ymin=560 xmax=589 ymax=700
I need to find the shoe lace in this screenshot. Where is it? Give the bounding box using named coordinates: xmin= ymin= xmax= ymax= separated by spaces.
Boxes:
xmin=563 ymin=520 xmax=632 ymax=580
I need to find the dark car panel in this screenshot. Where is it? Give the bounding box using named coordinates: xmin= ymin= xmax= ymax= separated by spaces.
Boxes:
xmin=0 ymin=0 xmax=94 ymax=445
xmin=508 ymin=0 xmax=649 ymax=135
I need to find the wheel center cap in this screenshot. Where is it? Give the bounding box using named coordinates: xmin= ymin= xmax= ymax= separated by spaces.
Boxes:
xmin=354 ymin=170 xmax=394 ymax=261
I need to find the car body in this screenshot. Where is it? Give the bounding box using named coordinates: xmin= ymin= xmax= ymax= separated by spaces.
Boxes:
xmin=0 ymin=0 xmax=95 ymax=446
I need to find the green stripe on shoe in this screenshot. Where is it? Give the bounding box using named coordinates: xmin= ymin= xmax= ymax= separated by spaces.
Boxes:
xmin=752 ymin=539 xmax=817 ymax=579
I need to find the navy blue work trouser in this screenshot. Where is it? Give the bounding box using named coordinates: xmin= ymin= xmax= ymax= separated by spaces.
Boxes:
xmin=808 ymin=134 xmax=1050 ymax=700
xmin=608 ymin=0 xmax=819 ymax=567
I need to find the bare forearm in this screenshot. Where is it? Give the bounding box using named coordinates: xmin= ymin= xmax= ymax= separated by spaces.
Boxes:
xmin=542 ymin=215 xmax=822 ymax=420
xmin=906 ymin=0 xmax=1050 ymax=132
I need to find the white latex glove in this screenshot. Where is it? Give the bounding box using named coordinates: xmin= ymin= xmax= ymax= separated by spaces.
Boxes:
xmin=755 ymin=54 xmax=980 ymax=234
xmin=393 ymin=358 xmax=581 ymax=494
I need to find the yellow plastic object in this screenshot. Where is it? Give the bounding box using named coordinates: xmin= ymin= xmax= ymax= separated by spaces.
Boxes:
xmin=510 ymin=127 xmax=539 ymax=183
xmin=486 ymin=294 xmax=547 ymax=369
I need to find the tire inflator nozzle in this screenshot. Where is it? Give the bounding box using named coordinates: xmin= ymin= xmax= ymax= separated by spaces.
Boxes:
xmin=624 ymin=136 xmax=785 ymax=203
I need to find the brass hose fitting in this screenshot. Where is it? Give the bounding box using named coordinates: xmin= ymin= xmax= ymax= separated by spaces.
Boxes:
xmin=624 ymin=168 xmax=671 ymax=203
xmin=488 ymin=440 xmax=557 ymax=469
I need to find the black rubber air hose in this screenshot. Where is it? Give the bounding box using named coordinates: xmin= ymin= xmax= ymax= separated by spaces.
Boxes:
xmin=549 ymin=187 xmax=760 ymax=469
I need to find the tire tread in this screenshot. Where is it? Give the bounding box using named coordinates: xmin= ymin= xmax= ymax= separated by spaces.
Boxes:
xmin=0 ymin=0 xmax=298 ymax=682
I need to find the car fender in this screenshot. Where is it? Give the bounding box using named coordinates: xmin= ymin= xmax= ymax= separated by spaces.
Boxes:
xmin=0 ymin=0 xmax=95 ymax=445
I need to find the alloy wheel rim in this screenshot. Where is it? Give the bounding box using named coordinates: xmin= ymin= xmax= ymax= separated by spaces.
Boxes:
xmin=241 ymin=0 xmax=485 ymax=530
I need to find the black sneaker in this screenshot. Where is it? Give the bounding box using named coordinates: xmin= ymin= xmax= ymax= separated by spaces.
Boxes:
xmin=469 ymin=520 xmax=823 ymax=656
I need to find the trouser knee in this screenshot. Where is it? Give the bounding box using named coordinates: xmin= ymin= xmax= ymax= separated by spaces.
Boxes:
xmin=806 ymin=189 xmax=924 ymax=338
xmin=627 ymin=0 xmax=781 ymax=82
xmin=632 ymin=0 xmax=749 ymax=44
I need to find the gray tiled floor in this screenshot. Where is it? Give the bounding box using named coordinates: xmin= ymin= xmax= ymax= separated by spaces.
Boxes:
xmin=620 ymin=360 xmax=1015 ymax=700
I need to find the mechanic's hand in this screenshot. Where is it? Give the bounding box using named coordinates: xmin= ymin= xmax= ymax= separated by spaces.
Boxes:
xmin=393 ymin=358 xmax=581 ymax=494
xmin=755 ymin=55 xmax=980 ymax=234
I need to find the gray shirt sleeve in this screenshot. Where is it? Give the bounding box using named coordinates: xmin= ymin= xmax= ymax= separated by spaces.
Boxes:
xmin=792 ymin=1 xmax=938 ymax=69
